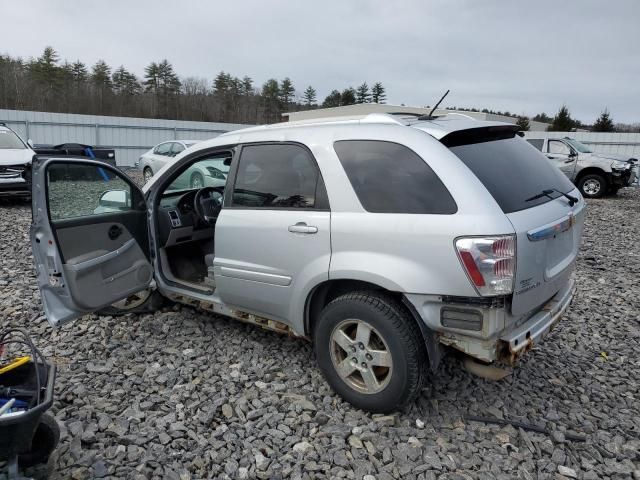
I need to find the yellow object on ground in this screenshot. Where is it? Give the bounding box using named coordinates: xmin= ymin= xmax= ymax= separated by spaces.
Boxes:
xmin=0 ymin=356 xmax=31 ymax=375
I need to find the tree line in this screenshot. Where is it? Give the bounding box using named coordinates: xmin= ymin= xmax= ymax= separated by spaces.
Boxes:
xmin=0 ymin=47 xmax=387 ymax=125
xmin=516 ymin=106 xmax=627 ymax=132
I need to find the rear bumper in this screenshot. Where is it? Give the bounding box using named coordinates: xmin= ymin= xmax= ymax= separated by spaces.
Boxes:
xmin=497 ymin=278 xmax=575 ymax=364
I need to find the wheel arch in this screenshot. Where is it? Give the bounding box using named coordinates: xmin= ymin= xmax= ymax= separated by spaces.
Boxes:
xmin=304 ymin=279 xmax=442 ymax=371
xmin=575 ymin=166 xmax=610 ymax=183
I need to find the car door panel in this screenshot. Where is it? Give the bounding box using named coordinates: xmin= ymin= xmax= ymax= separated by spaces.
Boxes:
xmin=214 ymin=209 xmax=330 ymax=322
xmin=213 ymin=143 xmax=331 ymax=327
xmin=547 ymin=140 xmax=577 ymax=179
xmin=30 ymin=158 xmax=152 ymax=326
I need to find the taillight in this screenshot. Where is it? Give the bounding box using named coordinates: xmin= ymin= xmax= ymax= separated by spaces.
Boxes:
xmin=455 ymin=235 xmax=516 ymax=296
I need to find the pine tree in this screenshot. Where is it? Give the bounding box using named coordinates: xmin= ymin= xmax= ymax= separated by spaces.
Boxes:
xmin=241 ymin=76 xmax=253 ymax=96
xmin=91 ymin=60 xmax=112 ymax=89
xmin=322 ymin=90 xmax=341 ymax=108
xmin=279 ymin=77 xmax=295 ymax=107
xmin=262 ymin=79 xmax=280 ymax=122
xmin=516 ymin=116 xmax=530 ymax=131
xmin=371 ymin=82 xmax=386 ymax=104
xmin=355 ymin=82 xmax=371 ymax=103
xmin=549 ymin=105 xmax=575 ymax=131
xmin=340 ymin=87 xmax=356 ymax=106
xmin=303 ymin=86 xmax=317 ymax=107
xmin=213 ymin=71 xmax=231 ymax=97
xmin=533 ymin=112 xmax=551 ymax=123
xmin=70 ymin=60 xmax=88 ymax=84
xmin=592 ymin=109 xmax=615 ymax=132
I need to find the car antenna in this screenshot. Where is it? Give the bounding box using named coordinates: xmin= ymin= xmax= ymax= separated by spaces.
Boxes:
xmin=418 ymin=90 xmax=450 ymax=120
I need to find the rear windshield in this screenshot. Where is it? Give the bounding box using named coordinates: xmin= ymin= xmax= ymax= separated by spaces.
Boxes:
xmin=443 ymin=128 xmax=575 ymax=213
xmin=0 ymin=129 xmax=26 ymax=149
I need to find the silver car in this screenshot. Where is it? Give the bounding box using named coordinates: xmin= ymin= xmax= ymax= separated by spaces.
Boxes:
xmin=30 ymin=114 xmax=585 ymax=412
xmin=526 ymin=136 xmax=638 ymax=198
xmin=138 ymin=140 xmax=200 ymax=183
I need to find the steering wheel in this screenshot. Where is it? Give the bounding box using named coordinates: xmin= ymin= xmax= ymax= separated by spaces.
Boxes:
xmin=193 ymin=186 xmax=224 ymax=226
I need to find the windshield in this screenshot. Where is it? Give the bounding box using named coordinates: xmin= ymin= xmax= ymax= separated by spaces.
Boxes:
xmin=564 ymin=138 xmax=592 ymax=153
xmin=0 ymin=129 xmax=26 ymax=149
xmin=444 ymin=128 xmax=575 ymax=213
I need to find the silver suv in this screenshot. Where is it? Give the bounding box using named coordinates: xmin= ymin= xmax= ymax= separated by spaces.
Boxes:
xmin=30 ymin=114 xmax=585 ymax=412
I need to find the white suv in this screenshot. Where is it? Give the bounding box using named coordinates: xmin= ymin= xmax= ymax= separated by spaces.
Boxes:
xmin=30 ymin=114 xmax=585 ymax=412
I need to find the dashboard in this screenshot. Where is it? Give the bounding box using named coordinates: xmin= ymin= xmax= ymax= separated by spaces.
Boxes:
xmin=157 ymin=189 xmax=214 ymax=247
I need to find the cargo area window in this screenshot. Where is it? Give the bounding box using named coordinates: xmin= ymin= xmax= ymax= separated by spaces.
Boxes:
xmin=334 ymin=140 xmax=457 ymax=214
xmin=443 ymin=127 xmax=575 ymax=213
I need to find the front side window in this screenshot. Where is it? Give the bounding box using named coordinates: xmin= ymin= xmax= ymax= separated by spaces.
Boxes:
xmin=47 ymin=163 xmax=133 ymax=220
xmin=171 ymin=143 xmax=185 ymax=156
xmin=231 ymin=144 xmax=326 ymax=209
xmin=548 ymin=140 xmax=571 ymax=155
xmin=334 ymin=140 xmax=457 ymax=214
xmin=0 ymin=129 xmax=26 ymax=149
xmin=165 ymin=152 xmax=232 ymax=192
xmin=155 ymin=143 xmax=172 ymax=156
xmin=564 ymin=138 xmax=592 ymax=153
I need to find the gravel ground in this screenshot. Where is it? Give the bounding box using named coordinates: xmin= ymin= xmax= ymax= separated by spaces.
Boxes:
xmin=0 ymin=173 xmax=638 ymax=480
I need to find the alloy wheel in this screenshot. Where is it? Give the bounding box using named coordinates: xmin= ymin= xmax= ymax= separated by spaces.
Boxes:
xmin=329 ymin=319 xmax=393 ymax=394
xmin=583 ymin=178 xmax=601 ymax=196
xmin=110 ymin=289 xmax=151 ymax=311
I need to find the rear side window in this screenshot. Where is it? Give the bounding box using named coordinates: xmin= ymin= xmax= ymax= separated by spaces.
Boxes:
xmin=231 ymin=144 xmax=328 ymax=209
xmin=334 ymin=140 xmax=457 ymax=214
xmin=444 ymin=129 xmax=575 ymax=213
xmin=526 ymin=139 xmax=544 ymax=151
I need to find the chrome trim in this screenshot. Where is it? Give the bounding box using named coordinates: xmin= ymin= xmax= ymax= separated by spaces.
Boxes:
xmin=526 ymin=213 xmax=575 ymax=242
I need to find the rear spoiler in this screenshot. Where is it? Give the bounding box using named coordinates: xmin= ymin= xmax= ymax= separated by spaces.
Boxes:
xmin=440 ymin=125 xmax=521 ymax=148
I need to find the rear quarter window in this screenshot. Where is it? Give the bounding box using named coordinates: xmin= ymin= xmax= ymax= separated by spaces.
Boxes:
xmin=444 ymin=130 xmax=575 ymax=213
xmin=334 ymin=140 xmax=457 ymax=214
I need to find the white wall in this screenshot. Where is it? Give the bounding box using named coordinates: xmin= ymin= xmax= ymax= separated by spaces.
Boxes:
xmin=0 ymin=109 xmax=252 ymax=167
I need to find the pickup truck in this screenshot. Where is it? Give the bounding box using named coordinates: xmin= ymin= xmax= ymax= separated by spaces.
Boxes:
xmin=526 ymin=136 xmax=638 ymax=198
xmin=0 ymin=123 xmax=35 ymax=197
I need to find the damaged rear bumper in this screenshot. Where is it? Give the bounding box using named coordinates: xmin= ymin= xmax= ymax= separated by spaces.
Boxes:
xmin=497 ymin=278 xmax=575 ymax=364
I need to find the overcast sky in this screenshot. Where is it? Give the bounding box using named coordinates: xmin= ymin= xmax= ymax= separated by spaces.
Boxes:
xmin=2 ymin=0 xmax=639 ymax=123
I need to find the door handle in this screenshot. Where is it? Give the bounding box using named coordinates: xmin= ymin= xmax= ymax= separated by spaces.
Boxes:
xmin=288 ymin=222 xmax=318 ymax=234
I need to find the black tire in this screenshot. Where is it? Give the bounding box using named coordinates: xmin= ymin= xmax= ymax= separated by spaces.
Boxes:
xmin=190 ymin=172 xmax=204 ymax=189
xmin=314 ymin=291 xmax=427 ymax=413
xmin=577 ymin=173 xmax=607 ymax=198
xmin=98 ymin=289 xmax=165 ymax=316
xmin=18 ymin=413 xmax=60 ymax=468
xmin=143 ymin=167 xmax=153 ymax=183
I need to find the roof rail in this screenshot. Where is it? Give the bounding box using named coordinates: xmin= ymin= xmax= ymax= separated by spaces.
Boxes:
xmin=361 ymin=113 xmax=407 ymax=125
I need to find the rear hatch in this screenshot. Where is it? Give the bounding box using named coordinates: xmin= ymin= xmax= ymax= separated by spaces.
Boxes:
xmin=443 ymin=126 xmax=585 ymax=316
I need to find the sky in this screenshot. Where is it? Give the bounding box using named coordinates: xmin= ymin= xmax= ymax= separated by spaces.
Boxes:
xmin=2 ymin=0 xmax=639 ymax=124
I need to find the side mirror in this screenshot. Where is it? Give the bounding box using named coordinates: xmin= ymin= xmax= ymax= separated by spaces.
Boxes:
xmin=569 ymin=150 xmax=578 ymax=158
xmin=98 ymin=190 xmax=130 ymax=209
xmin=27 ymin=139 xmax=34 ymax=148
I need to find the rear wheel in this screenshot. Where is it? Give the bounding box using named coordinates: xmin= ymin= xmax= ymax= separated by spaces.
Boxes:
xmin=143 ymin=167 xmax=153 ymax=183
xmin=578 ymin=173 xmax=607 ymax=198
xmin=314 ymin=291 xmax=427 ymax=413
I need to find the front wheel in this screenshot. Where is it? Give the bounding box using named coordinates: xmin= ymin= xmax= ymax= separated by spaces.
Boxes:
xmin=143 ymin=167 xmax=153 ymax=183
xmin=98 ymin=289 xmax=164 ymax=316
xmin=314 ymin=291 xmax=427 ymax=413
xmin=578 ymin=173 xmax=607 ymax=198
